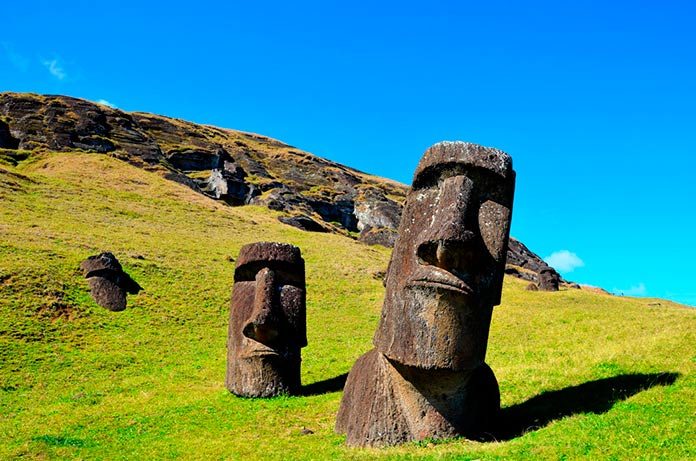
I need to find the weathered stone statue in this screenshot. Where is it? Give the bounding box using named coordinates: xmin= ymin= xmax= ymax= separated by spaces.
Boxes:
xmin=538 ymin=265 xmax=560 ymax=291
xmin=226 ymin=242 xmax=307 ymax=397
xmin=336 ymin=141 xmax=516 ymax=446
xmin=80 ymin=252 xmax=142 ymax=311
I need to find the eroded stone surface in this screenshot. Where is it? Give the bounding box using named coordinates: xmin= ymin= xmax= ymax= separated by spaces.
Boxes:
xmin=226 ymin=242 xmax=307 ymax=397
xmin=80 ymin=252 xmax=142 ymax=312
xmin=336 ymin=141 xmax=515 ymax=446
xmin=538 ymin=265 xmax=560 ymax=291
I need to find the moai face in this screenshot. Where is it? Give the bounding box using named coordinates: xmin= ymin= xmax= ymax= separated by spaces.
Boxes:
xmin=80 ymin=252 xmax=142 ymax=312
xmin=373 ymin=142 xmax=515 ymax=371
xmin=226 ymin=242 xmax=307 ymax=397
xmin=538 ymin=266 xmax=560 ymax=291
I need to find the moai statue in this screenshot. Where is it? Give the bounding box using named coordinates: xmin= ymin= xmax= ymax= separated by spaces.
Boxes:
xmin=80 ymin=252 xmax=142 ymax=311
xmin=226 ymin=242 xmax=307 ymax=397
xmin=538 ymin=265 xmax=560 ymax=291
xmin=336 ymin=141 xmax=515 ymax=446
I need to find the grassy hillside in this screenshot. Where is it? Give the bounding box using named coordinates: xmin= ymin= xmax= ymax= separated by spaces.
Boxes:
xmin=1 ymin=152 xmax=694 ymax=460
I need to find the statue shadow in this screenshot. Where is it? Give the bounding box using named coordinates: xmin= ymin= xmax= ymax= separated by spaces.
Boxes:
xmin=485 ymin=372 xmax=679 ymax=441
xmin=300 ymin=373 xmax=349 ymax=396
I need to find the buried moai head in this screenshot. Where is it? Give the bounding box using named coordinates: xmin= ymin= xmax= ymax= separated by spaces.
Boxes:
xmin=538 ymin=265 xmax=560 ymax=291
xmin=373 ymin=141 xmax=515 ymax=370
xmin=226 ymin=242 xmax=307 ymax=397
xmin=80 ymin=252 xmax=142 ymax=312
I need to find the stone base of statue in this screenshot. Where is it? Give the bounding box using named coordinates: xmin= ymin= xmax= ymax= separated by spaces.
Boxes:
xmin=335 ymin=349 xmax=500 ymax=447
xmin=226 ymin=353 xmax=301 ymax=398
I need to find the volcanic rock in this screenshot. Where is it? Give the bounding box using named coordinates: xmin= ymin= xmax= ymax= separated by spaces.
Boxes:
xmin=80 ymin=252 xmax=142 ymax=311
xmin=336 ymin=141 xmax=515 ymax=446
xmin=0 ymin=92 xmax=567 ymax=284
xmin=538 ymin=265 xmax=560 ymax=291
xmin=226 ymin=242 xmax=307 ymax=397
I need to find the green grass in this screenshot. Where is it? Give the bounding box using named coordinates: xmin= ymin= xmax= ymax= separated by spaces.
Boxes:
xmin=1 ymin=153 xmax=694 ymax=460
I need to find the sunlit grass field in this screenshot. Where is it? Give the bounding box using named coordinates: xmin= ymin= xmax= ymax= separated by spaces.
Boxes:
xmin=1 ymin=153 xmax=694 ymax=460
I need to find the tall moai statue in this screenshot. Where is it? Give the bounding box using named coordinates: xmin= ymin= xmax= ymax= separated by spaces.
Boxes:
xmin=336 ymin=141 xmax=516 ymax=446
xmin=226 ymin=242 xmax=307 ymax=397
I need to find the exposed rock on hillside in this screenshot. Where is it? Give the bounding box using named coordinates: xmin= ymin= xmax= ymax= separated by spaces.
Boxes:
xmin=0 ymin=92 xmax=561 ymax=283
xmin=0 ymin=92 xmax=405 ymax=241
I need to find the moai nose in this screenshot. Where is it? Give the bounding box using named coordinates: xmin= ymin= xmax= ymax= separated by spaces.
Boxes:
xmin=417 ymin=234 xmax=476 ymax=272
xmin=416 ymin=175 xmax=477 ymax=273
xmin=243 ymin=267 xmax=280 ymax=345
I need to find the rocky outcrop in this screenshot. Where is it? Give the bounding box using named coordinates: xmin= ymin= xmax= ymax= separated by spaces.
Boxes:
xmin=0 ymin=120 xmax=20 ymax=149
xmin=0 ymin=92 xmax=568 ymax=284
xmin=506 ymin=238 xmax=564 ymax=286
xmin=354 ymin=188 xmax=402 ymax=245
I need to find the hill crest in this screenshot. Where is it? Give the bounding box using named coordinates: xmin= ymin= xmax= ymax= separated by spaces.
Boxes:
xmin=1 ymin=92 xmax=560 ymax=286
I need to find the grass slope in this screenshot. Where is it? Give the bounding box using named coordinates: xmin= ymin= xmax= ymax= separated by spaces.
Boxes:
xmin=1 ymin=153 xmax=694 ymax=460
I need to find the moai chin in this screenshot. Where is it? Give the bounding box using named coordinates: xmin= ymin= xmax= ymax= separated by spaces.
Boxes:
xmin=336 ymin=141 xmax=516 ymax=446
xmin=226 ymin=242 xmax=307 ymax=398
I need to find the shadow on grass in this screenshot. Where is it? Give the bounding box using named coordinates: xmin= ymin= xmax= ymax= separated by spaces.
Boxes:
xmin=301 ymin=373 xmax=348 ymax=396
xmin=487 ymin=372 xmax=679 ymax=441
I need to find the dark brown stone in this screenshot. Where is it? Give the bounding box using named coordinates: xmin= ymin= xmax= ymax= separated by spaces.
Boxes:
xmin=226 ymin=242 xmax=307 ymax=397
xmin=278 ymin=215 xmax=330 ymax=233
xmin=336 ymin=141 xmax=515 ymax=446
xmin=80 ymin=252 xmax=142 ymax=312
xmin=538 ymin=265 xmax=560 ymax=291
xmin=526 ymin=282 xmax=539 ymax=291
xmin=0 ymin=120 xmax=19 ymax=149
xmin=358 ymin=226 xmax=398 ymax=247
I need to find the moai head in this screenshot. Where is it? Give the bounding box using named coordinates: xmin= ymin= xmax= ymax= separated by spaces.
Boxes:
xmin=373 ymin=142 xmax=515 ymax=371
xmin=226 ymin=242 xmax=307 ymax=397
xmin=80 ymin=252 xmax=142 ymax=311
xmin=538 ymin=265 xmax=560 ymax=291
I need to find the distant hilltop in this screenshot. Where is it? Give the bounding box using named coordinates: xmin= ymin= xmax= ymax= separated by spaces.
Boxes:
xmin=0 ymin=92 xmax=563 ymax=287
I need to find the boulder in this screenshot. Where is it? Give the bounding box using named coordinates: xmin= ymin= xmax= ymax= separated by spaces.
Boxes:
xmin=538 ymin=265 xmax=560 ymax=291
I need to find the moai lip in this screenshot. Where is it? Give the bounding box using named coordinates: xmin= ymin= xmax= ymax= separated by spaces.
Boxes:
xmin=336 ymin=141 xmax=516 ymax=446
xmin=226 ymin=242 xmax=307 ymax=398
xmin=80 ymin=252 xmax=142 ymax=312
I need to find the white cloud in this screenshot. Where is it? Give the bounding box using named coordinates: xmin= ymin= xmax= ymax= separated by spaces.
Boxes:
xmin=97 ymin=99 xmax=117 ymax=109
xmin=41 ymin=58 xmax=67 ymax=80
xmin=612 ymin=283 xmax=647 ymax=297
xmin=544 ymin=250 xmax=585 ymax=273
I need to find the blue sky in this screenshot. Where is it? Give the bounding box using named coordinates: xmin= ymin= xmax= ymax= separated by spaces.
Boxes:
xmin=2 ymin=1 xmax=695 ymax=305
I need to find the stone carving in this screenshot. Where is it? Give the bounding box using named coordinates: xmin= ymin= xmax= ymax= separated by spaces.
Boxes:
xmin=336 ymin=141 xmax=516 ymax=446
xmin=538 ymin=265 xmax=560 ymax=291
xmin=80 ymin=252 xmax=142 ymax=311
xmin=226 ymin=242 xmax=307 ymax=397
